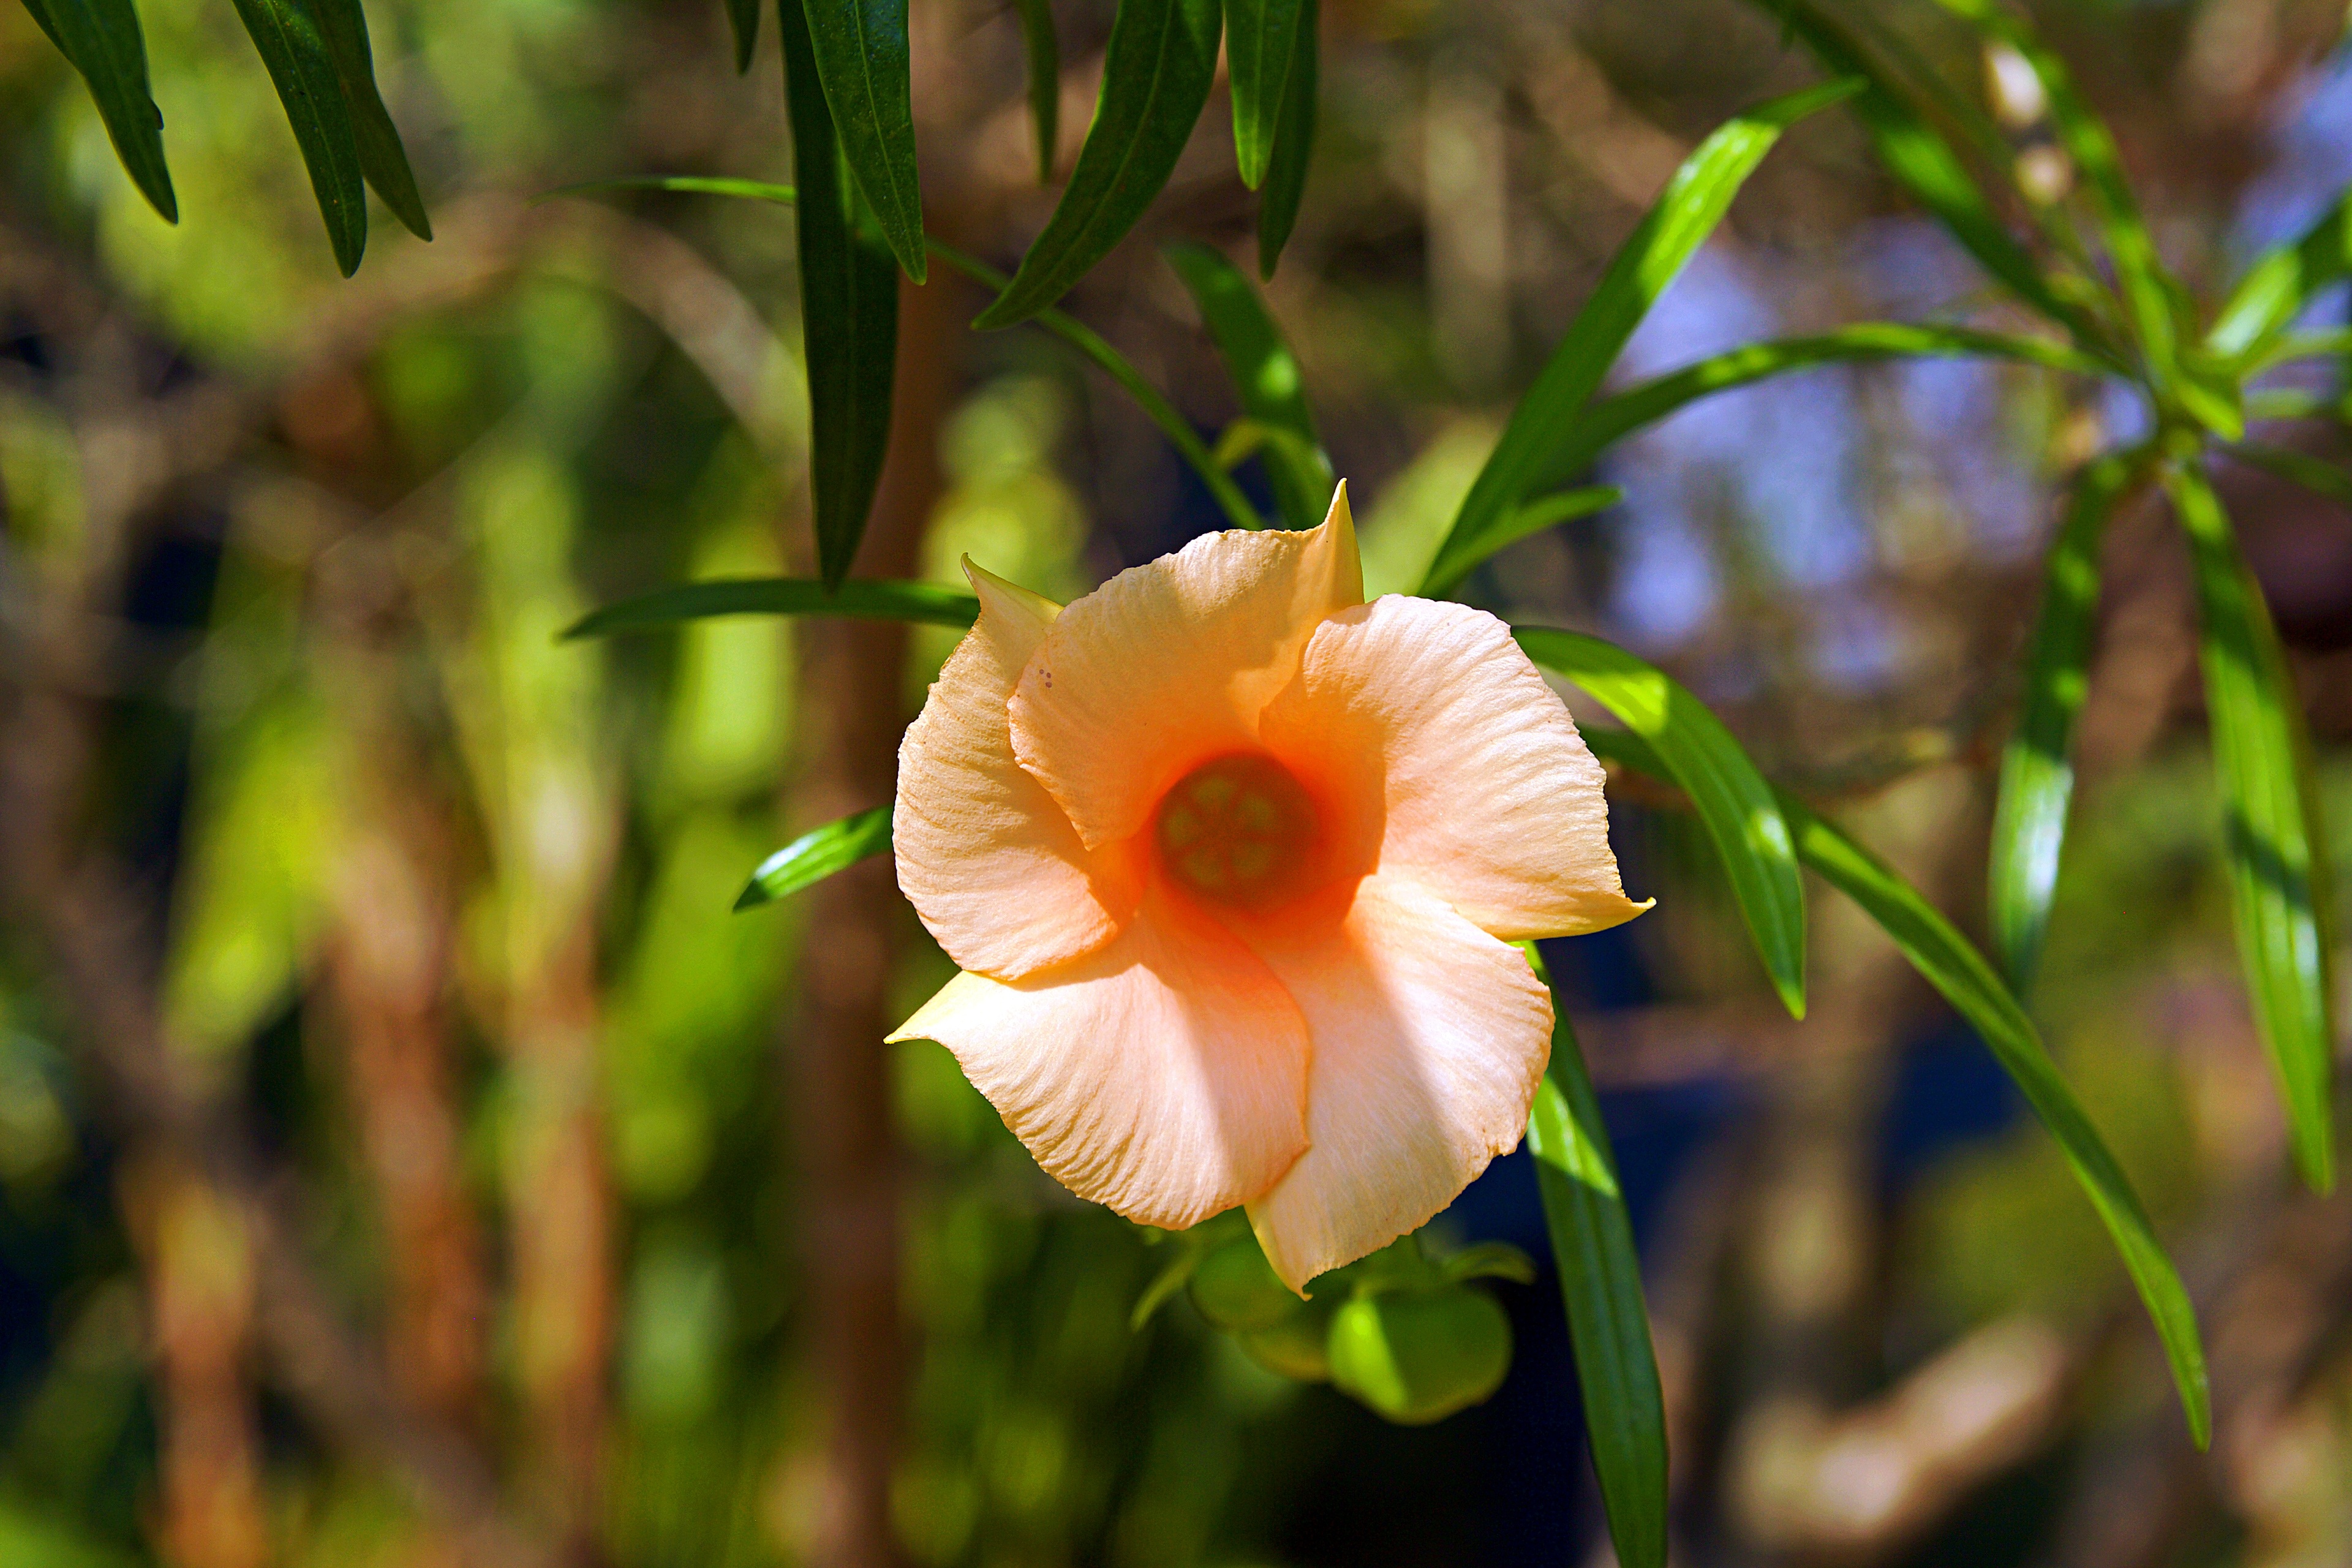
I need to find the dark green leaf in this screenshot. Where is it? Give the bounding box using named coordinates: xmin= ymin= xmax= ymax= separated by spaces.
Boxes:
xmin=1227 ymin=0 xmax=1304 ymax=190
xmin=1989 ymin=449 xmax=2147 ymax=990
xmin=2210 ymin=192 xmax=2352 ymax=362
xmin=736 ymin=805 xmax=894 ymax=910
xmin=973 ymin=0 xmax=1221 ymax=328
xmin=781 ymin=0 xmax=900 ymax=590
xmin=230 ymin=0 xmax=369 ymax=276
xmin=1931 ymin=0 xmax=2184 ymax=381
xmin=1438 ymin=1241 xmax=1537 ymax=1286
xmin=1516 ymin=628 xmax=1806 ymax=1019
xmin=37 ymin=0 xmax=176 ymax=223
xmin=2166 ymin=461 xmax=2337 ymax=1193
xmin=1012 ymin=0 xmax=1058 ymax=183
xmin=1254 ymin=0 xmax=1314 ymax=278
xmin=1523 ymin=944 xmax=1668 ymax=1568
xmin=725 ymin=0 xmax=760 ymax=70
xmin=1761 ymin=0 xmax=2114 ymax=356
xmin=562 ymin=577 xmax=979 ymax=639
xmin=2225 ymin=442 xmax=2352 ymax=510
xmin=1584 ymin=727 xmax=2213 ymax=1448
xmin=1422 ymin=81 xmax=1858 ymax=600
xmin=313 ymin=0 xmax=431 ymax=241
xmin=1164 ymin=239 xmax=1332 ymax=529
xmin=797 ymin=0 xmax=925 ymax=281
xmin=1457 ymin=485 xmax=1623 ymax=572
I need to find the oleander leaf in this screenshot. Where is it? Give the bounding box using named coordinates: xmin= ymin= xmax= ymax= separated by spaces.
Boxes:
xmin=1422 ymin=80 xmax=1858 ymax=600
xmin=1524 ymin=944 xmax=1668 ymax=1568
xmin=1989 ymin=449 xmax=2147 ymax=989
xmin=724 ymin=0 xmax=759 ymax=70
xmin=562 ymin=577 xmax=980 ymax=639
xmin=1164 ymin=240 xmax=1332 ymax=529
xmin=1516 ymin=628 xmax=1806 ymax=1019
xmin=30 ymin=0 xmax=176 ymax=222
xmin=1584 ymin=726 xmax=2212 ymax=1449
xmin=230 ymin=0 xmax=369 ymax=276
xmin=1254 ymin=0 xmax=1315 ymax=277
xmin=2166 ymin=461 xmax=2337 ymax=1193
xmin=2226 ymin=442 xmax=2352 ymax=510
xmin=1227 ymin=0 xmax=1305 ymax=190
xmin=781 ymin=0 xmax=900 ymax=590
xmin=736 ymin=805 xmax=895 ymax=910
xmin=797 ymin=0 xmax=925 ymax=281
xmin=1012 ymin=0 xmax=1058 ymax=182
xmin=2211 ymin=190 xmax=2352 ymax=362
xmin=974 ymin=0 xmax=1221 ymax=327
xmin=314 ymin=0 xmax=431 ymax=241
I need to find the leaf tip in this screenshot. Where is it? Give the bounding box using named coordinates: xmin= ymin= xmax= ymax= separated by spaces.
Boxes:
xmin=732 ymin=880 xmax=773 ymax=913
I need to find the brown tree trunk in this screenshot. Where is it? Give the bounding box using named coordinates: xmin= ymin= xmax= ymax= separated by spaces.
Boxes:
xmin=786 ymin=269 xmax=957 ymax=1568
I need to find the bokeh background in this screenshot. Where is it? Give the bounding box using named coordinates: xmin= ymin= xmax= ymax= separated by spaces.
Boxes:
xmin=5 ymin=0 xmax=2352 ymax=1564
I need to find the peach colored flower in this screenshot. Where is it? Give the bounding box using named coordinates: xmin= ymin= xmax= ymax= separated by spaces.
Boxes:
xmin=889 ymin=487 xmax=1648 ymax=1289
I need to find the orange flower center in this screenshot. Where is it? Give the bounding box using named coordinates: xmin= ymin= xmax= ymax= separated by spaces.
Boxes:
xmin=1155 ymin=753 xmax=1322 ymax=911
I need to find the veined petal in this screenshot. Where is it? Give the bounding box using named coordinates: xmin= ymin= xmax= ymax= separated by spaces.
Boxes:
xmin=1241 ymin=873 xmax=1553 ymax=1292
xmin=890 ymin=886 xmax=1311 ymax=1229
xmin=1260 ymin=595 xmax=1648 ymax=940
xmin=1009 ymin=487 xmax=1360 ymax=850
xmin=895 ymin=562 xmax=1129 ymax=980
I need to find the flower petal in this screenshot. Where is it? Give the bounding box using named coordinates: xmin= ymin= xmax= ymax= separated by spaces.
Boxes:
xmin=1009 ymin=486 xmax=1360 ymax=850
xmin=1238 ymin=873 xmax=1554 ymax=1291
xmin=894 ymin=562 xmax=1129 ymax=980
xmin=1259 ymin=595 xmax=1648 ymax=940
xmin=889 ymin=886 xmax=1311 ymax=1229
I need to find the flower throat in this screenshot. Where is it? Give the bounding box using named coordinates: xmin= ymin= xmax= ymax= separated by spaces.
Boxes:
xmin=1154 ymin=753 xmax=1322 ymax=911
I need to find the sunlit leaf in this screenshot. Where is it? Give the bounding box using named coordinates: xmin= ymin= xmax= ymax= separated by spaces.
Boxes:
xmin=314 ymin=0 xmax=431 ymax=241
xmin=28 ymin=0 xmax=176 ymax=223
xmin=2209 ymin=191 xmax=2352 ymax=362
xmin=1516 ymin=628 xmax=1806 ymax=1019
xmin=723 ymin=0 xmax=758 ymax=70
xmin=1012 ymin=0 xmax=1057 ymax=182
xmin=1164 ymin=240 xmax=1333 ymax=529
xmin=562 ymin=577 xmax=980 ymax=639
xmin=1523 ymin=944 xmax=1667 ymax=1568
xmin=1255 ymin=0 xmax=1315 ymax=277
xmin=735 ymin=805 xmax=894 ymax=910
xmin=1227 ymin=0 xmax=1305 ymax=190
xmin=798 ymin=0 xmax=925 ymax=281
xmin=230 ymin=0 xmax=369 ymax=275
xmin=974 ymin=0 xmax=1221 ymax=327
xmin=545 ymin=178 xmax=1269 ymax=531
xmin=1422 ymin=80 xmax=1859 ymax=601
xmin=780 ymin=0 xmax=899 ymax=590
xmin=2166 ymin=461 xmax=2337 ymax=1193
xmin=1583 ymin=727 xmax=2214 ymax=1449
xmin=1989 ymin=448 xmax=2148 ymax=990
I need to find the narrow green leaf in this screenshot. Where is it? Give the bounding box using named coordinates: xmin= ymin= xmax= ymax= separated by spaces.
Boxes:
xmin=797 ymin=0 xmax=925 ymax=281
xmin=1409 ymin=324 xmax=2108 ymax=592
xmin=1989 ymin=449 xmax=2147 ymax=990
xmin=1583 ymin=726 xmax=2213 ymax=1448
xmin=1516 ymin=627 xmax=1806 ymax=1019
xmin=2211 ymin=192 xmax=2352 ymax=362
xmin=544 ymin=176 xmax=1268 ymax=531
xmin=1227 ymin=0 xmax=1303 ymax=190
xmin=230 ymin=0 xmax=369 ymax=276
xmin=1523 ymin=944 xmax=1668 ymax=1568
xmin=1164 ymin=240 xmax=1332 ymax=529
xmin=2245 ymin=328 xmax=2352 ymax=374
xmin=1932 ymin=0 xmax=2182 ymax=381
xmin=1438 ymin=1241 xmax=1538 ymax=1286
xmin=2225 ymin=442 xmax=2352 ymax=510
xmin=781 ymin=0 xmax=899 ymax=590
xmin=2166 ymin=461 xmax=2337 ymax=1193
xmin=725 ymin=0 xmax=760 ymax=70
xmin=1457 ymin=485 xmax=1623 ymax=572
xmin=313 ymin=0 xmax=431 ymax=241
xmin=562 ymin=577 xmax=979 ymax=639
xmin=1254 ymin=0 xmax=1314 ymax=278
xmin=1012 ymin=0 xmax=1058 ymax=183
xmin=1422 ymin=81 xmax=1858 ymax=601
xmin=1762 ymin=0 xmax=2114 ymax=356
xmin=736 ymin=804 xmax=894 ymax=910
xmin=973 ymin=0 xmax=1221 ymax=328
xmin=37 ymin=0 xmax=176 ymax=223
